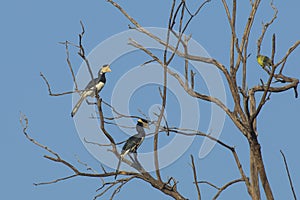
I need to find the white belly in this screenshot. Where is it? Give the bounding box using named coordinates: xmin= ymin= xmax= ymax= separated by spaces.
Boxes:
xmin=96 ymin=82 xmax=105 ymax=91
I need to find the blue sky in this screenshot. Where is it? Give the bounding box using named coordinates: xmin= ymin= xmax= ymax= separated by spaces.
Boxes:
xmin=1 ymin=0 xmax=300 ymax=199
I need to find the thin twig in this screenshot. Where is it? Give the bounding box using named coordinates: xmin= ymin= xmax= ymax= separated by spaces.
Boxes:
xmin=198 ymin=178 xmax=244 ymax=200
xmin=20 ymin=113 xmax=60 ymax=158
xmin=199 ymin=180 xmax=219 ymax=189
xmin=190 ymin=70 xmax=196 ymax=90
xmin=75 ymin=154 xmax=98 ymax=173
xmin=213 ymin=178 xmax=244 ymax=199
xmin=34 ymin=175 xmax=78 ymax=186
xmin=277 ymin=40 xmax=300 ymax=74
xmin=257 ymin=0 xmax=278 ymax=55
xmin=110 ymin=177 xmax=136 ymax=200
xmin=61 ymin=40 xmax=78 ymax=90
xmin=190 ymin=155 xmax=201 ymax=200
xmin=84 ymin=137 xmax=125 ymax=147
xmin=280 ymin=150 xmax=297 ymax=200
xmin=40 ymin=72 xmax=79 ymax=96
xmin=102 ymin=100 xmax=142 ymax=120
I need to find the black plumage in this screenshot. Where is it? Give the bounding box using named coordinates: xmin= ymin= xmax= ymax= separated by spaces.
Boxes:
xmin=115 ymin=118 xmax=149 ymax=179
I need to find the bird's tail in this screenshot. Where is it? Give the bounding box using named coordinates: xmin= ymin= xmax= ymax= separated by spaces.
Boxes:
xmin=115 ymin=157 xmax=122 ymax=179
xmin=71 ymin=95 xmax=85 ymax=117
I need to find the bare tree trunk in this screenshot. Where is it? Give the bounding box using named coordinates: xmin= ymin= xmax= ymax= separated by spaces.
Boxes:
xmin=249 ymin=136 xmax=274 ymax=200
xmin=250 ymin=149 xmax=261 ymax=200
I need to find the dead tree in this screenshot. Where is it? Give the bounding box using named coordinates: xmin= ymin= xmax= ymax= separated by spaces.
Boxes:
xmin=21 ymin=1 xmax=299 ymax=199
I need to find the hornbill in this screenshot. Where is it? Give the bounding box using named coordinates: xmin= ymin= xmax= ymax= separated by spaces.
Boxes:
xmin=115 ymin=118 xmax=149 ymax=179
xmin=71 ymin=64 xmax=111 ymax=117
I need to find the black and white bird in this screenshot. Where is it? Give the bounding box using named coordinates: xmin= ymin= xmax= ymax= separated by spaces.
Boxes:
xmin=115 ymin=118 xmax=149 ymax=179
xmin=71 ymin=64 xmax=111 ymax=117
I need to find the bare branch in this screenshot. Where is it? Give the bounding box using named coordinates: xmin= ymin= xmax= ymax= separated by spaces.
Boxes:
xmin=141 ymin=59 xmax=157 ymax=66
xmin=75 ymin=154 xmax=99 ymax=174
xmin=110 ymin=177 xmax=136 ymax=200
xmin=61 ymin=40 xmax=78 ymax=90
xmin=169 ymin=0 xmax=179 ymax=29
xmin=20 ymin=113 xmax=60 ymax=158
xmin=183 ymin=35 xmax=189 ymax=87
xmin=94 ymin=182 xmax=117 ymax=199
xmin=161 ymin=109 xmax=170 ymax=136
xmin=77 ymin=20 xmax=97 ymax=95
xmin=198 ymin=178 xmax=244 ymax=200
xmin=40 ymin=72 xmax=79 ymax=96
xmin=190 ymin=69 xmax=196 ymax=90
xmin=198 ymin=180 xmax=219 ymax=189
xmin=234 ymin=0 xmax=261 ymax=73
xmin=94 ymin=177 xmax=136 ymax=200
xmin=40 ymin=39 xmax=81 ymax=97
xmin=96 ymin=98 xmax=116 ymax=145
xmin=190 ymin=155 xmax=201 ymax=200
xmin=277 ymin=40 xmax=300 ymax=74
xmin=213 ymin=178 xmax=245 ymax=199
xmin=257 ymin=1 xmax=278 ymax=55
xmin=250 ymin=71 xmax=299 ymax=124
xmin=220 ymin=0 xmax=238 ymax=71
xmin=162 ymin=127 xmax=251 ymax=193
xmin=181 ymin=0 xmax=211 ymax=34
xmin=102 ymin=100 xmax=142 ymax=120
xmin=251 ymin=58 xmax=277 ymax=123
xmin=104 ymin=121 xmax=136 ymax=129
xmin=84 ymin=137 xmax=125 ymax=147
xmin=271 ymin=34 xmax=276 ymax=61
xmin=280 ymin=150 xmax=297 ymax=200
xmin=34 ymin=175 xmax=78 ymax=186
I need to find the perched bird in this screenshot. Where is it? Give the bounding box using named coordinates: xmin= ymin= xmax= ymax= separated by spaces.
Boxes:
xmin=257 ymin=55 xmax=272 ymax=69
xmin=115 ymin=118 xmax=149 ymax=179
xmin=71 ymin=64 xmax=111 ymax=117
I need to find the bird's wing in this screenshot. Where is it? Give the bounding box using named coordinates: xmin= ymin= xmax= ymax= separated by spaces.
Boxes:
xmin=122 ymin=135 xmax=142 ymax=154
xmin=116 ymin=135 xmax=144 ymax=179
xmin=85 ymin=77 xmax=100 ymax=90
xmin=264 ymin=57 xmax=272 ymax=66
xmin=132 ymin=137 xmax=144 ymax=152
